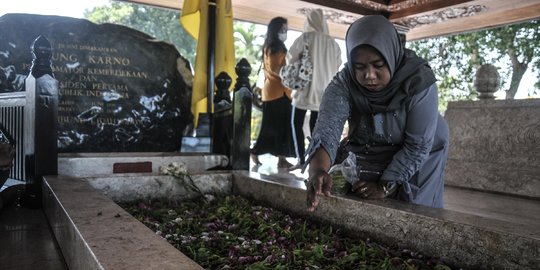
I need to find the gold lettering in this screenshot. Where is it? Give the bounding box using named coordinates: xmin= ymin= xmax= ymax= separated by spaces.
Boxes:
xmin=96 ymin=117 xmax=117 ymax=124
xmin=86 ymin=90 xmax=103 ymax=97
xmin=52 ymin=66 xmax=85 ymax=74
xmin=59 ymin=89 xmax=84 ymax=96
xmin=60 ymin=81 xmax=87 ymax=89
xmin=85 ymin=67 xmax=148 ymax=79
xmin=58 ymin=116 xmax=71 ymax=123
xmin=58 ymin=106 xmax=76 ymax=112
xmin=52 ymin=65 xmax=68 ymax=73
xmin=52 ymin=52 xmax=78 ymax=62
xmin=58 ymin=116 xmax=83 ymax=124
xmin=60 ymin=99 xmax=75 ymax=105
xmin=88 ymin=55 xmax=130 ymax=66
xmin=91 ymin=82 xmax=128 ymax=91
xmin=79 ymin=75 xmax=98 ymax=82
xmin=78 ymin=45 xmax=117 ymax=53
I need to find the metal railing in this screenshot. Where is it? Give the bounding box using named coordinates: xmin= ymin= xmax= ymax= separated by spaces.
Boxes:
xmin=0 ymin=92 xmax=26 ymax=181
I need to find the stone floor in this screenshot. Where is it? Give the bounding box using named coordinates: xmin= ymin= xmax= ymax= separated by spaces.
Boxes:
xmin=0 ymin=202 xmax=67 ymax=270
xmin=0 ymin=154 xmax=539 ymax=269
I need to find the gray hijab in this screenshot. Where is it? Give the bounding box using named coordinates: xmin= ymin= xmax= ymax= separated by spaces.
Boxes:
xmin=341 ymin=15 xmax=436 ymax=113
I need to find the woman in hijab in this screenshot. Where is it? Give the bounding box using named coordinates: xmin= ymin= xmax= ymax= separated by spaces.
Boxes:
xmin=286 ymin=9 xmax=342 ymax=171
xmin=250 ymin=17 xmax=296 ymax=168
xmin=305 ymin=15 xmax=449 ymax=211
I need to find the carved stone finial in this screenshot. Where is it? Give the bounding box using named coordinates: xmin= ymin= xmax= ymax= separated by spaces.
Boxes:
xmin=215 ymin=71 xmax=232 ymax=103
xmin=234 ymin=58 xmax=252 ymax=92
xmin=474 ymin=64 xmax=500 ymax=99
xmin=30 ymin=36 xmax=54 ymax=78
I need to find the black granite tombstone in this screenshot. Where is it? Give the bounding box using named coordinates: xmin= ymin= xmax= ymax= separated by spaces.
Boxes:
xmin=0 ymin=13 xmax=193 ymax=152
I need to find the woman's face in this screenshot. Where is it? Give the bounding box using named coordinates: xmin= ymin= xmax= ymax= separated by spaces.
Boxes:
xmin=351 ymin=45 xmax=391 ymax=92
xmin=278 ymin=23 xmax=288 ymax=41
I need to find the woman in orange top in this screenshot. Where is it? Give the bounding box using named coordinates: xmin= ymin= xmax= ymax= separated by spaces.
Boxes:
xmin=251 ymin=17 xmax=295 ymax=168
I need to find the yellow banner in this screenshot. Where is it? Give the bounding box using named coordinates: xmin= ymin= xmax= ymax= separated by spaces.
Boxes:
xmin=180 ymin=0 xmax=236 ymax=127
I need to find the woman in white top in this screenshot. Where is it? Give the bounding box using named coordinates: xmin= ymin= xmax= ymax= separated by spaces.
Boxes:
xmin=286 ymin=9 xmax=342 ymax=170
xmin=287 ymin=9 xmax=341 ymax=170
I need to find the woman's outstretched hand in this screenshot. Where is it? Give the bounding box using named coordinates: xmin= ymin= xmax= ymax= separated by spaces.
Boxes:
xmin=306 ymin=147 xmax=332 ymax=212
xmin=306 ymin=170 xmax=333 ymax=212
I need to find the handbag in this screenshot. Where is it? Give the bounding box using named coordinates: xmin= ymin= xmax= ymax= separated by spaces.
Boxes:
xmin=280 ymin=34 xmax=313 ymax=90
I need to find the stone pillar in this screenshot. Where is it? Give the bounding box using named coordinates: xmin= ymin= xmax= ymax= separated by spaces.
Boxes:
xmin=231 ymin=59 xmax=252 ymax=170
xmin=23 ymin=36 xmax=58 ymax=208
xmin=474 ymin=64 xmax=500 ymax=99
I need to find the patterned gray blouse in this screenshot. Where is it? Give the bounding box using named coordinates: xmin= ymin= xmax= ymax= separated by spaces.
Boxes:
xmin=305 ymin=78 xmax=449 ymax=208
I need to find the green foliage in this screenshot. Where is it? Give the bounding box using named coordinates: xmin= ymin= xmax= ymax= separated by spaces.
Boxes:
xmin=234 ymin=21 xmax=264 ymax=83
xmin=408 ymin=19 xmax=540 ymax=106
xmin=121 ymin=195 xmax=454 ymax=269
xmin=408 ymin=37 xmax=476 ymax=111
xmin=84 ymin=1 xmax=196 ymax=66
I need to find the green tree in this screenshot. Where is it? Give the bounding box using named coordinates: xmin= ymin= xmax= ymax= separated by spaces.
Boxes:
xmin=409 ymin=19 xmax=540 ymax=106
xmin=481 ymin=20 xmax=540 ymax=98
xmin=233 ymin=21 xmax=264 ymax=84
xmin=84 ymin=1 xmax=197 ymax=66
xmin=232 ymin=22 xmax=264 ymax=140
xmin=408 ymin=36 xmax=478 ymax=111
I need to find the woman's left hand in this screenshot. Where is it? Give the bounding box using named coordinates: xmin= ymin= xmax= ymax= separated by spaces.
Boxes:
xmin=352 ymin=180 xmax=385 ymax=199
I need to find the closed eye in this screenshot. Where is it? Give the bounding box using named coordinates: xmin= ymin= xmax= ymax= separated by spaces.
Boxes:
xmin=353 ymin=60 xmax=386 ymax=70
xmin=353 ymin=63 xmax=365 ymax=69
xmin=373 ymin=60 xmax=386 ymax=69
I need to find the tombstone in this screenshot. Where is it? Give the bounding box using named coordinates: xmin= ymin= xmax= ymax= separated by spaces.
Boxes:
xmin=444 ymin=99 xmax=540 ymax=198
xmin=0 ymin=13 xmax=193 ymax=152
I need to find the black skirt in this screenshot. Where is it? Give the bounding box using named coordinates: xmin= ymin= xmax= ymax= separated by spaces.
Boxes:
xmin=251 ymin=95 xmax=296 ymax=157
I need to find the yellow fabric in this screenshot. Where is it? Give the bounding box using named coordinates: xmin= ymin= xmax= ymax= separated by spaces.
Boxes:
xmin=180 ymin=0 xmax=236 ymax=127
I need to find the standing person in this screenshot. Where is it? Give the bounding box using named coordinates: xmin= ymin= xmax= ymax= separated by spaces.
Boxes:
xmin=287 ymin=9 xmax=341 ymax=171
xmin=305 ymin=15 xmax=449 ymax=211
xmin=250 ymin=17 xmax=296 ymax=169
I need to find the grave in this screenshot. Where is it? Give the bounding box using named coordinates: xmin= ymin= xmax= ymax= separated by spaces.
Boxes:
xmin=43 ymin=161 xmax=540 ymax=269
